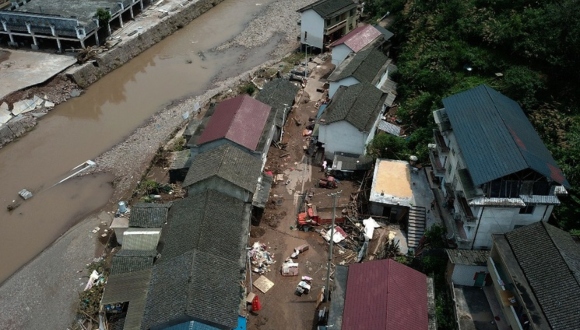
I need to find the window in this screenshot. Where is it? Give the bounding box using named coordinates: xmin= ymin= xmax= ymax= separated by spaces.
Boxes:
xmin=519 ymin=205 xmax=535 ymax=214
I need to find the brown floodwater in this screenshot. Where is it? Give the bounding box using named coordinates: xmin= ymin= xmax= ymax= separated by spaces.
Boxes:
xmin=0 ymin=0 xmax=281 ymax=283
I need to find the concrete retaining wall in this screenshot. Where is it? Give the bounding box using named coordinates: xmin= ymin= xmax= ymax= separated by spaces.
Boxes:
xmin=67 ymin=0 xmax=225 ymax=88
xmin=0 ymin=115 xmax=36 ymax=146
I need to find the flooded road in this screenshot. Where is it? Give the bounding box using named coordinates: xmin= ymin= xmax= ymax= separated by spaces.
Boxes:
xmin=0 ymin=0 xmax=282 ymax=283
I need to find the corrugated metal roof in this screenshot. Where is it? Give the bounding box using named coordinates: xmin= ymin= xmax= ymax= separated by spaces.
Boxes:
xmin=342 ymin=259 xmax=429 ymax=330
xmin=252 ymin=174 xmax=273 ymax=209
xmin=182 ymin=144 xmax=262 ymax=193
xmin=519 ymin=194 xmax=560 ymax=205
xmin=504 ymin=222 xmax=580 ymax=329
xmin=468 ymin=197 xmax=525 ymax=207
xmin=122 ymin=228 xmax=161 ymax=251
xmin=197 ymin=95 xmax=272 ymax=151
xmin=330 ymin=24 xmax=382 ymax=53
xmin=297 ymin=0 xmax=357 ymax=19
xmin=328 ymin=46 xmax=389 ymax=84
xmin=378 ymin=120 xmax=401 ymax=136
xmin=554 ymin=185 xmax=568 ymax=196
xmin=128 ymin=203 xmax=170 ymax=228
xmin=445 ymin=249 xmax=489 ymax=266
xmin=322 ymin=82 xmax=386 ymax=132
xmin=443 ymin=85 xmax=570 ymax=188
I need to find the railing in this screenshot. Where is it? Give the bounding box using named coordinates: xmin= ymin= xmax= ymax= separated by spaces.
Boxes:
xmin=433 ymin=129 xmax=449 ymax=153
xmin=324 ymin=19 xmax=347 ymax=35
xmin=428 ymin=148 xmax=445 ymax=175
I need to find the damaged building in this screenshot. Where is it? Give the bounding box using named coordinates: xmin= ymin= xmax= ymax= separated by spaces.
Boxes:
xmin=0 ymin=0 xmax=149 ymax=50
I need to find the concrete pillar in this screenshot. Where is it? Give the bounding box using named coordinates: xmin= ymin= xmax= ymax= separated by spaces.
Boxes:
xmin=119 ymin=15 xmax=123 ymax=28
xmin=107 ymin=22 xmax=111 ymax=35
xmin=25 ymin=22 xmax=38 ymax=49
xmin=80 ymin=39 xmax=85 ymax=49
xmin=139 ymin=0 xmax=143 ymax=11
xmin=56 ymin=37 xmax=61 ymax=52
xmin=130 ymin=6 xmax=134 ymax=19
xmin=94 ymin=32 xmax=99 ymax=46
xmin=8 ymin=33 xmax=15 ymax=44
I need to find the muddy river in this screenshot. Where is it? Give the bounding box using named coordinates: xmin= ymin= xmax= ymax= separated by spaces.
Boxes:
xmin=0 ymin=0 xmax=281 ymax=283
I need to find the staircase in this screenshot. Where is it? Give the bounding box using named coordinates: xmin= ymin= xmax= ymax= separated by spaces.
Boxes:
xmin=407 ymin=206 xmax=426 ymax=249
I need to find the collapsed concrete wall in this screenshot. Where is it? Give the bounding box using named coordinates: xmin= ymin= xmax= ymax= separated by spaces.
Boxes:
xmin=67 ymin=0 xmax=225 ymax=88
xmin=0 ymin=115 xmax=36 ymax=146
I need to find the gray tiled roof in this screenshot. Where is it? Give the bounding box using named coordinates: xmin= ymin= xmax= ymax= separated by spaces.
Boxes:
xmin=110 ymin=250 xmax=156 ymax=275
xmin=505 ymin=222 xmax=580 ymax=329
xmin=142 ymin=250 xmax=242 ymax=330
xmin=328 ymin=46 xmax=389 ymax=84
xmin=128 ymin=203 xmax=170 ymax=228
xmin=443 ymin=85 xmax=570 ymax=188
xmin=297 ymin=0 xmax=357 ymax=19
xmin=322 ymin=83 xmax=386 ymax=132
xmin=182 ymin=144 xmax=261 ymax=192
xmin=160 ymin=190 xmax=250 ymax=265
xmin=256 ymin=78 xmax=299 ymax=128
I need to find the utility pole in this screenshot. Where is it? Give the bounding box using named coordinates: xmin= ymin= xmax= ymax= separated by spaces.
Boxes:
xmin=325 ymin=190 xmax=341 ymax=302
xmin=305 ymin=45 xmax=308 ymax=77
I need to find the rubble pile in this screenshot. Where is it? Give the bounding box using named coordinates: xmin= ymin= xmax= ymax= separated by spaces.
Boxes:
xmin=249 ymin=242 xmax=275 ymax=274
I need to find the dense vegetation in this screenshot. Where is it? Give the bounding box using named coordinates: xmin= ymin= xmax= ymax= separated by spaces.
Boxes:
xmin=366 ymin=0 xmax=580 ymax=234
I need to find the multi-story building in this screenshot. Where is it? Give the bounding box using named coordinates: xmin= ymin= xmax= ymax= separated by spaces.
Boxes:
xmin=297 ymin=0 xmax=358 ymax=51
xmin=430 ymin=85 xmax=570 ymax=249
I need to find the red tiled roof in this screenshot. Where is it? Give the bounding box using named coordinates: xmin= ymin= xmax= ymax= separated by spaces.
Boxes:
xmin=330 ymin=25 xmax=382 ymax=53
xmin=342 ymin=259 xmax=429 ymax=330
xmin=197 ymin=95 xmax=271 ymax=151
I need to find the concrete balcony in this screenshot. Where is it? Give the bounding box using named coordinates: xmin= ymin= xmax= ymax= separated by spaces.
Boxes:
xmin=428 ymin=147 xmax=445 ymax=176
xmin=324 ymin=19 xmax=347 ymax=35
xmin=433 ymin=129 xmax=449 ymax=154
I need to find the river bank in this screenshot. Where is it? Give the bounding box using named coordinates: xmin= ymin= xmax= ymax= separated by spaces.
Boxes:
xmin=0 ymin=0 xmax=314 ymax=328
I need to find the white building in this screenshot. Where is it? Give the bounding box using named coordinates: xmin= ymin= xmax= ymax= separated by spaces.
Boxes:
xmin=326 ymin=45 xmax=390 ymax=98
xmin=329 ymin=24 xmax=393 ymax=67
xmin=430 ymin=85 xmax=570 ymax=250
xmin=318 ymin=82 xmax=386 ymax=159
xmin=297 ymin=0 xmax=358 ymax=50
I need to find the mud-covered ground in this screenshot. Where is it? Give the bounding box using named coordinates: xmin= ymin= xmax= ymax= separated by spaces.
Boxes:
xmin=0 ymin=0 xmax=317 ymax=329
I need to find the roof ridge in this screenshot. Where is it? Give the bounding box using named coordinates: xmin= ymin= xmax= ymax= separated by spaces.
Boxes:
xmin=483 ymin=85 xmax=529 ymax=174
xmin=541 ymin=222 xmax=580 ymax=288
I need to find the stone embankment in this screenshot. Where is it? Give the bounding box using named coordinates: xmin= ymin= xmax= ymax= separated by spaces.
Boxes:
xmin=67 ymin=0 xmax=225 ymax=88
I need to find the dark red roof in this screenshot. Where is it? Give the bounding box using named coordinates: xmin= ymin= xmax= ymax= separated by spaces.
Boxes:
xmin=330 ymin=25 xmax=381 ymax=53
xmin=342 ymin=259 xmax=428 ymax=330
xmin=197 ymin=95 xmax=271 ymax=151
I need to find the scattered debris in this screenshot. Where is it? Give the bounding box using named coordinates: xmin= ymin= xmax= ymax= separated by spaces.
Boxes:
xmin=249 ymin=242 xmax=276 ymax=274
xmin=322 ymin=225 xmax=347 ymax=243
xmin=253 ymin=275 xmax=274 ymax=293
xmin=291 ymin=244 xmax=309 ymax=259
xmin=18 ymin=189 xmax=33 ymax=200
xmin=280 ymin=260 xmax=299 ymax=276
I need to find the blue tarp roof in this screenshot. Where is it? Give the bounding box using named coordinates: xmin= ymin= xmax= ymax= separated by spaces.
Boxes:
xmin=443 ymin=85 xmax=569 ymax=188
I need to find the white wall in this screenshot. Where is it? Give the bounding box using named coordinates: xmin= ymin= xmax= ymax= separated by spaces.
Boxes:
xmin=364 ymin=105 xmax=385 ymax=147
xmin=331 ymin=44 xmax=352 ymax=66
xmin=319 ymin=120 xmax=366 ymax=159
xmin=300 ymin=10 xmax=324 ymax=49
xmin=470 ymin=204 xmax=551 ymax=249
xmin=374 ymin=67 xmax=389 ymax=91
xmin=329 ymin=76 xmax=359 ymax=98
xmin=451 ymin=264 xmax=489 ymax=286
